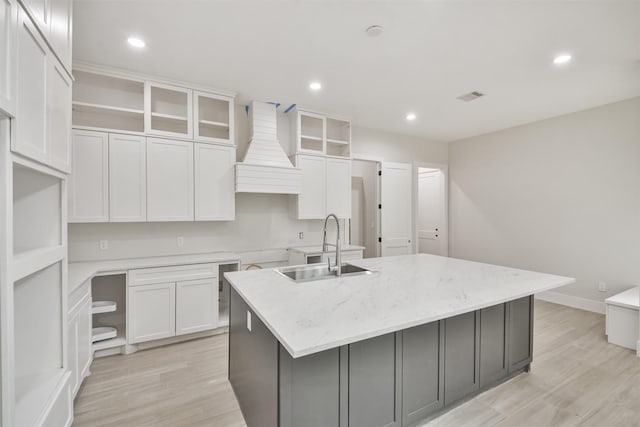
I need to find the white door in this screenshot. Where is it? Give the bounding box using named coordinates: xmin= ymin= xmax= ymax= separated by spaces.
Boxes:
xmin=109 ymin=133 xmax=147 ymax=222
xmin=128 ymin=282 xmax=176 ymax=344
xmin=47 ymin=59 xmax=71 ymax=173
xmin=175 ymin=278 xmax=218 ymax=335
xmin=0 ymin=0 xmax=17 ymax=115
xmin=380 ymin=162 xmax=412 ymax=256
xmin=418 ymin=170 xmax=446 ymax=255
xmin=351 ymin=176 xmax=364 ymax=247
xmin=296 ymin=155 xmax=326 ymax=219
xmin=13 ymin=8 xmax=48 ymax=163
xmin=194 ymin=143 xmax=235 ymax=221
xmin=326 ymin=157 xmax=351 ymax=218
xmin=146 ymin=138 xmax=194 ymax=221
xmin=68 ymin=130 xmax=109 ymax=222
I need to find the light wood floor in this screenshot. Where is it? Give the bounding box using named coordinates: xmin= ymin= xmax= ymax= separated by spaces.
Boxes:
xmin=73 ymin=301 xmax=640 ymax=427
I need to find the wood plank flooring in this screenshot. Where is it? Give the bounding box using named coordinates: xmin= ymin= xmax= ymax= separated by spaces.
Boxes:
xmin=73 ymin=301 xmax=640 ymax=426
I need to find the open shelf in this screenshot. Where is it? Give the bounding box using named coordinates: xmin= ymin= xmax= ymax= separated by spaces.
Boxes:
xmin=200 ymin=119 xmax=229 ymax=128
xmin=92 ymin=300 xmax=117 ymax=314
xmin=73 ymin=70 xmax=145 ymax=132
xmin=91 ymin=274 xmax=127 ymax=354
xmin=14 ymin=261 xmax=64 ymax=425
xmin=13 ymin=165 xmax=61 ymax=257
xmin=15 ymin=369 xmax=67 ymax=427
xmin=151 ymin=111 xmax=188 ymax=121
xmin=13 ymin=245 xmax=65 ymax=282
xmin=72 ymin=101 xmax=144 ymax=115
xmin=326 ymin=138 xmax=349 ymax=145
xmin=301 ymin=134 xmax=322 ymax=141
xmin=73 ymin=70 xmax=144 ymax=112
xmin=92 ymin=326 xmax=117 ymax=342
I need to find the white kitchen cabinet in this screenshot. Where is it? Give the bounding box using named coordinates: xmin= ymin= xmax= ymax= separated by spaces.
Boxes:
xmin=176 ymin=278 xmax=218 ymax=335
xmin=67 ymin=290 xmax=92 ymax=398
xmin=14 ymin=7 xmax=47 ymax=163
xmin=109 ymin=134 xmax=146 ymax=222
xmin=194 ymin=143 xmax=235 ymax=221
xmin=296 ymin=155 xmax=351 ymax=219
xmin=20 ymin=0 xmax=47 ymax=29
xmin=145 ymin=81 xmax=193 ymax=139
xmin=325 ymin=157 xmax=351 ymax=218
xmin=48 ymin=0 xmax=72 ymax=68
xmin=0 ymin=0 xmax=17 ymax=116
xmin=68 ymin=130 xmax=109 ymax=222
xmin=296 ymin=154 xmax=326 ymax=219
xmin=146 ymin=137 xmax=194 ymax=221
xmin=194 ymin=90 xmax=234 ymax=145
xmin=47 ymin=58 xmax=72 ymax=172
xmin=128 ymin=282 xmax=176 ymax=344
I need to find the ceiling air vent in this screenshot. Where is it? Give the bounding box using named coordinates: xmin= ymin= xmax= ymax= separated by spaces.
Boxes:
xmin=457 ymin=91 xmax=485 ymax=102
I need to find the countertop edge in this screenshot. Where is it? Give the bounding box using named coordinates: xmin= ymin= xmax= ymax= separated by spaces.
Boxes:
xmin=227 ymin=271 xmax=575 ymax=359
xmin=68 ymin=252 xmax=241 ymax=294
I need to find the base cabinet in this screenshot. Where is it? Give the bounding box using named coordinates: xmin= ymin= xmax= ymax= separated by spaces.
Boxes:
xmin=176 ymin=278 xmax=219 ymax=335
xmin=128 ymin=265 xmax=219 ymax=345
xmin=128 ymin=282 xmax=176 ymax=344
xmin=67 ymin=281 xmax=92 ymax=399
xmin=229 ymin=289 xmax=534 ymax=427
xmin=401 ymin=321 xmax=444 ymax=425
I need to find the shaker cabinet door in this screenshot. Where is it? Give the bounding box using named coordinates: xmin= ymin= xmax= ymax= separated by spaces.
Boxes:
xmin=175 ymin=278 xmax=218 ymax=335
xmin=109 ymin=133 xmax=147 ymax=222
xmin=146 ymin=137 xmax=194 ymax=221
xmin=194 ymin=143 xmax=235 ymax=221
xmin=68 ymin=130 xmax=109 ymax=222
xmin=128 ymin=282 xmax=176 ymax=344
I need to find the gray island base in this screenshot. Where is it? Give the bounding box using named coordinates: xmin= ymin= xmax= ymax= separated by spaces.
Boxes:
xmin=229 ymin=288 xmax=533 ymax=427
xmin=225 ymin=254 xmax=574 ymax=427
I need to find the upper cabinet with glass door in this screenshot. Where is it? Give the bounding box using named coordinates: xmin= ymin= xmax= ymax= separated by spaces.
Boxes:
xmin=145 ymin=81 xmax=193 ymax=139
xmin=289 ymin=107 xmax=350 ymax=158
xmin=194 ymin=90 xmax=234 ymax=145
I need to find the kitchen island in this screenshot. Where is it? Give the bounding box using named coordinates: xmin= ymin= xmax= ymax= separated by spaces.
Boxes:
xmin=225 ymin=254 xmax=574 ymax=427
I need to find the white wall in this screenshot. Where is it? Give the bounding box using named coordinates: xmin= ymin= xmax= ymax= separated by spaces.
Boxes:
xmin=69 ymin=109 xmax=447 ymax=262
xmin=449 ymin=97 xmax=640 ymax=305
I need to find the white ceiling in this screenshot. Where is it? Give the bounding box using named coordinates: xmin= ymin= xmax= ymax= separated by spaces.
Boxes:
xmin=73 ymin=0 xmax=640 ymax=142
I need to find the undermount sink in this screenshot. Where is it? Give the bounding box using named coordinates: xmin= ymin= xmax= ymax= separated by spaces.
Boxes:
xmin=276 ymin=263 xmax=373 ymax=283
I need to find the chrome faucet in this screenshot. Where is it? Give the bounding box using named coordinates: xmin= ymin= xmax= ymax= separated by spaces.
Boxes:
xmin=322 ymin=213 xmax=342 ymax=277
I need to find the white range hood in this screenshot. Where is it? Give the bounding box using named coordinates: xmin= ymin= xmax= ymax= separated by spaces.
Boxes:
xmin=235 ymin=101 xmax=302 ymax=194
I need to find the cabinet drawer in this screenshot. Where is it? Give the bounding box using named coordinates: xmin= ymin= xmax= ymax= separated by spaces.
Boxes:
xmin=128 ymin=263 xmax=218 ymax=287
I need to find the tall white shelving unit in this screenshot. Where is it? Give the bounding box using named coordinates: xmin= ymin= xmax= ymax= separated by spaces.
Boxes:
xmin=0 ymin=0 xmax=74 ymax=425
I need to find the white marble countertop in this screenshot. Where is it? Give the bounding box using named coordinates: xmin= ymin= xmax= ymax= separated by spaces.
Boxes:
xmin=68 ymin=252 xmax=240 ymax=293
xmin=225 ymin=253 xmax=575 ymax=358
xmin=289 ymin=244 xmax=366 ymax=255
xmin=605 ymin=287 xmax=639 ymax=310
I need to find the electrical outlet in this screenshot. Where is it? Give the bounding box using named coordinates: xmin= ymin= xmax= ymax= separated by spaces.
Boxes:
xmin=99 ymin=240 xmax=108 ymax=251
xmin=598 ymin=281 xmax=607 ymax=292
xmin=177 ymin=236 xmax=184 ymax=248
xmin=298 ymin=232 xmax=304 ymax=240
xmin=246 ymin=311 xmax=252 ymax=331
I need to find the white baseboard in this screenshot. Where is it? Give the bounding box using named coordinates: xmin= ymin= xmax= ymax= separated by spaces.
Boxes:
xmin=535 ymin=290 xmax=605 ymax=314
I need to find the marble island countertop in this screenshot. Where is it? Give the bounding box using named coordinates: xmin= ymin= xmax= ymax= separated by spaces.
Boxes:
xmin=225 ymin=253 xmax=575 ymax=358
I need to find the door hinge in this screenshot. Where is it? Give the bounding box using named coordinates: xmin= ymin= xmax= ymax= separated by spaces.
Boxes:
xmin=378 ymin=204 xmax=381 ymax=209
xmin=378 ymin=170 xmax=382 ymax=176
xmin=378 ymin=237 xmax=382 ymax=243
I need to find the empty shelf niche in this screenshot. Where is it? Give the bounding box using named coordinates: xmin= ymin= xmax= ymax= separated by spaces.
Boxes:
xmin=72 ymin=70 xmax=144 ymax=132
xmin=13 ymin=165 xmax=61 ymax=257
xmin=197 ymin=94 xmax=231 ymax=140
xmin=14 ymin=261 xmax=65 ymax=426
xmin=300 ymin=114 xmax=324 ymax=152
xmin=92 ymin=275 xmax=127 ymax=352
xmin=149 ymin=84 xmax=190 ymax=135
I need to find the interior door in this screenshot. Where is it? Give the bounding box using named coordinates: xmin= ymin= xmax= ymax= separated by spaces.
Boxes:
xmin=380 ymin=162 xmax=412 ymax=256
xmin=418 ymin=170 xmax=444 ymax=255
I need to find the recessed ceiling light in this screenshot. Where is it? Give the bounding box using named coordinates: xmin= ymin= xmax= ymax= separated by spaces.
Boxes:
xmin=127 ymin=37 xmax=145 ymax=48
xmin=406 ymin=113 xmax=417 ymax=121
xmin=309 ymin=82 xmax=322 ymax=91
xmin=366 ymin=25 xmax=384 ymax=37
xmin=553 ymin=54 xmax=572 ymax=65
